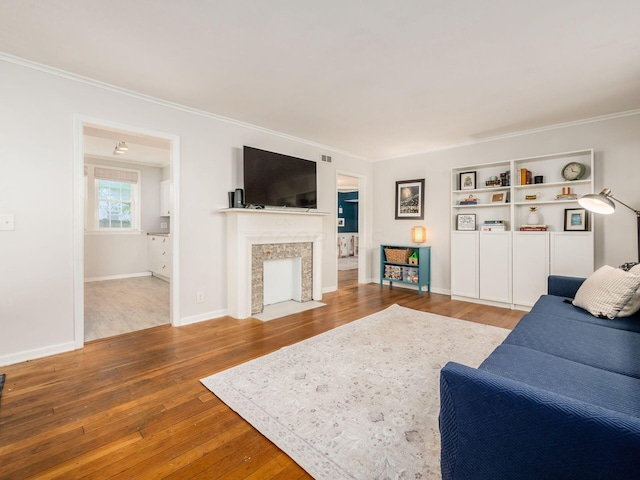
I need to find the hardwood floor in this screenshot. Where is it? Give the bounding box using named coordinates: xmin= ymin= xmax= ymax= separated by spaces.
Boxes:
xmin=0 ymin=282 xmax=524 ymax=479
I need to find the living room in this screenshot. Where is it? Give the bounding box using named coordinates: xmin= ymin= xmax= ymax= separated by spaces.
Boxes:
xmin=1 ymin=1 xmax=639 ymax=478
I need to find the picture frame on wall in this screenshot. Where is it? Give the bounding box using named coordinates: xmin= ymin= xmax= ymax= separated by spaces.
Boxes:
xmin=456 ymin=214 xmax=476 ymax=231
xmin=564 ymin=208 xmax=588 ymax=231
xmin=459 ymin=171 xmax=476 ymax=190
xmin=395 ymin=179 xmax=425 ymax=220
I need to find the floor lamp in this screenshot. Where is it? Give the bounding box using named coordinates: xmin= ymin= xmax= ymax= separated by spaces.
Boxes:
xmin=579 ymin=188 xmax=640 ymax=262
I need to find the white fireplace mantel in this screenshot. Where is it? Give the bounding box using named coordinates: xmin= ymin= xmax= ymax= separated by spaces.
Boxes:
xmin=222 ymin=208 xmax=329 ymax=319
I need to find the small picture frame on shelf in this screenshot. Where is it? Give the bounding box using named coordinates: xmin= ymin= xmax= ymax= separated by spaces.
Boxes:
xmin=456 ymin=214 xmax=476 ymax=231
xmin=337 ymin=218 xmax=345 ymax=227
xmin=459 ymin=171 xmax=476 ymax=190
xmin=564 ymin=208 xmax=588 ymax=231
xmin=490 ymin=192 xmax=508 ymax=203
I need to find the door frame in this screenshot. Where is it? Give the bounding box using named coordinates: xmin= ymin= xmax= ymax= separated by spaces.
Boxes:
xmin=336 ymin=170 xmax=366 ymax=286
xmin=72 ymin=115 xmax=181 ymax=348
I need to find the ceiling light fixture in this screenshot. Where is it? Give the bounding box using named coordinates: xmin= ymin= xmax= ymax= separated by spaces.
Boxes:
xmin=113 ymin=141 xmax=128 ymax=155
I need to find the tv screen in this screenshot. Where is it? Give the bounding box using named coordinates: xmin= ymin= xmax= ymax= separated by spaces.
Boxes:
xmin=243 ymin=146 xmax=317 ymax=208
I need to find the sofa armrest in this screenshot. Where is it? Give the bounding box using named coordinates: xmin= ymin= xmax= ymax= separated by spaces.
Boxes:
xmin=439 ymin=362 xmax=640 ymax=480
xmin=547 ymin=275 xmax=585 ymax=298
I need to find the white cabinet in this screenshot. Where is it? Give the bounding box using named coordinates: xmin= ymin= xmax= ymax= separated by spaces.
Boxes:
xmin=479 ymin=232 xmax=512 ymax=304
xmin=550 ymin=232 xmax=594 ymax=278
xmin=148 ymin=235 xmax=171 ymax=280
xmin=451 ymin=231 xmax=511 ymax=305
xmin=513 ymin=232 xmax=549 ymax=308
xmin=451 ymin=149 xmax=595 ymax=310
xmin=451 ymin=232 xmax=479 ymax=298
xmin=160 ymin=180 xmax=170 ymax=216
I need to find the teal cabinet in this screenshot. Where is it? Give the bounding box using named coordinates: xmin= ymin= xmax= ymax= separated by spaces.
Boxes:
xmin=380 ymin=245 xmax=431 ymax=295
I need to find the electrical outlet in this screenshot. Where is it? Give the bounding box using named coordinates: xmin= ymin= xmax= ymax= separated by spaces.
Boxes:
xmin=196 ymin=290 xmax=204 ymax=303
xmin=0 ymin=214 xmax=15 ymax=231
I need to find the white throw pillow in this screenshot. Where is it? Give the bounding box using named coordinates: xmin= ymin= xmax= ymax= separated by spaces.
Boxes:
xmin=618 ymin=264 xmax=640 ymax=317
xmin=573 ymin=265 xmax=640 ymax=319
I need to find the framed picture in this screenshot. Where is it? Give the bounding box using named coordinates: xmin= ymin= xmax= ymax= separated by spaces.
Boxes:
xmin=337 ymin=218 xmax=345 ymax=227
xmin=490 ymin=192 xmax=508 ymax=203
xmin=456 ymin=214 xmax=476 ymax=231
xmin=459 ymin=171 xmax=476 ymax=190
xmin=564 ymin=208 xmax=588 ymax=231
xmin=395 ymin=179 xmax=425 ymax=220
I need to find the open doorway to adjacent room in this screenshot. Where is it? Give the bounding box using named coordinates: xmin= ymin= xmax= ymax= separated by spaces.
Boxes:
xmin=337 ymin=173 xmax=360 ymax=288
xmin=79 ymin=121 xmax=178 ymax=342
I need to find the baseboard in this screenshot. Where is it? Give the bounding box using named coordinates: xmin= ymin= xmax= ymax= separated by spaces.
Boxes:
xmin=0 ymin=341 xmax=76 ymax=367
xmin=176 ymin=309 xmax=228 ymax=326
xmin=85 ymin=272 xmax=151 ymax=282
xmin=322 ymin=286 xmax=337 ymax=294
xmin=376 ymin=279 xmax=449 ymax=295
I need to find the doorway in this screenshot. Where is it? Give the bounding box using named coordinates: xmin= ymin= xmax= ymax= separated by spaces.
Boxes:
xmin=73 ymin=117 xmax=180 ymax=346
xmin=337 ymin=174 xmax=360 ymax=288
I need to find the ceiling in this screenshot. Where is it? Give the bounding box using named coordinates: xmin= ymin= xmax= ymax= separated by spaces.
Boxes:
xmin=1 ymin=0 xmax=639 ymax=160
xmin=84 ymin=125 xmax=171 ymax=167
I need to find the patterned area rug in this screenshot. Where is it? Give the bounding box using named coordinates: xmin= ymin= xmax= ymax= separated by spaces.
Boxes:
xmin=201 ymin=304 xmax=509 ymax=479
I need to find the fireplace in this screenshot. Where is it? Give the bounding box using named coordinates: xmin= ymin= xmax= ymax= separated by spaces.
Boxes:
xmin=222 ymin=209 xmax=327 ymax=319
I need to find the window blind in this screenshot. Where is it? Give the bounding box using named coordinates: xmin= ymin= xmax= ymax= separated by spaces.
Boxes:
xmin=94 ymin=166 xmax=139 ymax=184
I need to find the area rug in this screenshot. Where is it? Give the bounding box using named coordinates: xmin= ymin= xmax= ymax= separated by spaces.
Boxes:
xmin=201 ymin=304 xmax=509 ymax=479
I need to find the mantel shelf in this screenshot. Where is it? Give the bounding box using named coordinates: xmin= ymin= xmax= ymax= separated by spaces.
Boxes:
xmin=220 ymin=208 xmax=330 ymax=216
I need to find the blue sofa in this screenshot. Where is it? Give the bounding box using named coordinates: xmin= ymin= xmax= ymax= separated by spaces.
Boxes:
xmin=439 ymin=275 xmax=640 ymax=480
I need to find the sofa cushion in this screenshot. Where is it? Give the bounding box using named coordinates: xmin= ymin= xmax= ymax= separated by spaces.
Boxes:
xmin=619 ymin=264 xmax=640 ymax=317
xmin=504 ymin=312 xmax=640 ymax=379
xmin=573 ymin=265 xmax=640 ymax=319
xmin=530 ymin=295 xmax=640 ymax=332
xmin=479 ymin=344 xmax=640 ymax=418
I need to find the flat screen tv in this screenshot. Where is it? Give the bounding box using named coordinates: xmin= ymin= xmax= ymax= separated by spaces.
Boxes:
xmin=243 ymin=146 xmax=317 ymax=209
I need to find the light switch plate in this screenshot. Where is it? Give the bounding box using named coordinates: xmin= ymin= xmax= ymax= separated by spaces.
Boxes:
xmin=0 ymin=214 xmax=15 ymax=231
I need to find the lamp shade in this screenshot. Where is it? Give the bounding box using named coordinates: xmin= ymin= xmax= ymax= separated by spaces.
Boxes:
xmin=411 ymin=226 xmax=426 ymax=243
xmin=578 ymin=188 xmax=615 ymax=214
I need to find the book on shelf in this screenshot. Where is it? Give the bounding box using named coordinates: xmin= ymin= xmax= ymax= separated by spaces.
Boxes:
xmin=484 ymin=219 xmax=506 ymax=225
xmin=519 ymin=225 xmax=549 ymax=231
xmin=459 ymin=200 xmax=478 ymax=205
xmin=482 ymin=220 xmax=508 ymax=231
xmin=555 ymin=194 xmax=578 ymax=200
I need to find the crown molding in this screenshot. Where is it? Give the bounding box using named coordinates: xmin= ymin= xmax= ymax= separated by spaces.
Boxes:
xmin=375 ymin=108 xmax=640 ymax=162
xmin=0 ymin=52 xmax=369 ymax=162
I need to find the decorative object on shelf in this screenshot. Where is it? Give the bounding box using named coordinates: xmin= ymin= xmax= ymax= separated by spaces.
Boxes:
xmin=337 ymin=218 xmax=345 ymax=227
xmin=459 ymin=194 xmax=478 ymax=205
xmin=562 ymin=161 xmax=586 ymax=181
xmin=519 ymin=224 xmax=548 ymax=231
xmin=457 ymin=214 xmax=476 ymax=231
xmin=408 ymin=252 xmax=419 ymax=265
xmin=534 ymin=175 xmax=544 ymax=184
xmin=555 ymin=186 xmax=578 ymax=201
xmin=518 ymin=168 xmax=533 ymax=185
xmin=526 ymin=207 xmax=542 ymax=225
xmin=459 ymin=171 xmax=476 ymax=190
xmin=411 ymin=226 xmax=427 ymax=244
xmin=525 ymin=193 xmax=540 ymax=201
xmin=385 ymin=247 xmax=413 ymax=264
xmin=564 ymin=208 xmax=588 ymax=232
xmin=395 ymin=179 xmax=425 ymax=220
xmin=485 ymin=176 xmax=502 ymax=187
xmin=481 ymin=220 xmax=507 ymax=231
xmin=579 ymin=188 xmax=640 ymax=261
xmin=490 ymin=192 xmax=507 ymax=203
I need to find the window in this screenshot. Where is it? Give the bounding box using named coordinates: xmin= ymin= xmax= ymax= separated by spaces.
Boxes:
xmin=85 ymin=164 xmax=141 ymax=232
xmin=97 ymin=180 xmax=133 ymax=228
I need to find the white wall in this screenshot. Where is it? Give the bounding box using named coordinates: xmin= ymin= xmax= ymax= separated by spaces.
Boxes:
xmin=373 ymin=114 xmax=640 ymax=294
xmin=0 ymin=58 xmax=372 ymax=366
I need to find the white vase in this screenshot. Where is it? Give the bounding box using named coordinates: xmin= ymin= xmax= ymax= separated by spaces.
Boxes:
xmin=527 ymin=207 xmax=541 ymax=225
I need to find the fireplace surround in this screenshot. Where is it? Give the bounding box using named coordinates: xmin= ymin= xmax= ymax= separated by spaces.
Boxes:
xmin=222 ymin=208 xmax=328 ymax=319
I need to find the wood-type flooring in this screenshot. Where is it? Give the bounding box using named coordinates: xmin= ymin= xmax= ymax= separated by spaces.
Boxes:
xmin=0 ymin=276 xmax=524 ymax=479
